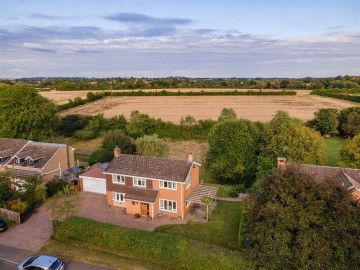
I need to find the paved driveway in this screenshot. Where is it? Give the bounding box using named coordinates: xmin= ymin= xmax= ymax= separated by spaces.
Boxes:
xmin=79 ymin=192 xmax=187 ymax=231
xmin=0 ymin=205 xmax=52 ymax=251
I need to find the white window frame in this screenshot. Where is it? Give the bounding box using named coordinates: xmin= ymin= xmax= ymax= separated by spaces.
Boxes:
xmin=133 ymin=177 xmax=146 ymax=187
xmin=159 ymin=199 xmax=177 ymax=213
xmin=26 ymin=159 xmax=33 ymax=166
xmin=159 ymin=181 xmax=177 ymax=190
xmin=186 ymin=175 xmax=191 ymax=189
xmin=113 ymin=192 xmax=125 ymax=203
xmin=112 ymin=174 xmax=125 ymax=185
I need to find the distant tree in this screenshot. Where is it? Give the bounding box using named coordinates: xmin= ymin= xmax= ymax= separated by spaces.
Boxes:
xmin=108 ymin=115 xmax=127 ymax=131
xmin=46 ymin=186 xmax=83 ymax=221
xmin=101 ymin=130 xmax=136 ymax=154
xmin=206 ymin=119 xmax=259 ymax=186
xmin=0 ymin=85 xmax=58 ymax=140
xmin=58 ymin=114 xmax=91 ymax=137
xmin=309 ymin=108 xmax=339 ymax=135
xmin=88 ymin=149 xmax=113 ymax=165
xmin=135 ymin=134 xmax=168 ymax=157
xmin=180 ymin=115 xmax=197 ymax=127
xmin=339 ymin=107 xmax=360 ymax=136
xmin=218 ymin=108 xmax=237 ymax=122
xmin=84 ymin=113 xmax=108 ymax=136
xmin=339 ymin=134 xmax=360 ymax=168
xmin=341 ymin=112 xmax=360 ymax=137
xmin=262 ymin=111 xmax=326 ymax=164
xmin=244 ymin=165 xmax=360 ymax=270
xmin=126 ymin=111 xmax=156 ymax=138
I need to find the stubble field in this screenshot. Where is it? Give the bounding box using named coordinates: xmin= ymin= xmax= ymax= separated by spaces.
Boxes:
xmin=41 ymin=89 xmax=357 ymax=123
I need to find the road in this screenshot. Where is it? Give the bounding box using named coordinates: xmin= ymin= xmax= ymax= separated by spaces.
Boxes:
xmin=0 ymin=244 xmax=115 ymax=270
xmin=0 ymin=260 xmax=14 ymax=270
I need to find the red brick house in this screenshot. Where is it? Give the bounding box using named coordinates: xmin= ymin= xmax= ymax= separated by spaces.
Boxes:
xmin=0 ymin=138 xmax=75 ymax=181
xmin=279 ymin=158 xmax=360 ymax=201
xmin=104 ymin=148 xmax=201 ymax=219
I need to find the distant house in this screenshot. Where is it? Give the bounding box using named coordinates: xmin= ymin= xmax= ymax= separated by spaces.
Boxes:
xmin=79 ymin=164 xmax=107 ymax=194
xmin=104 ymin=148 xmax=201 ymax=219
xmin=0 ymin=138 xmax=75 ymax=181
xmin=279 ymin=158 xmax=360 ymax=201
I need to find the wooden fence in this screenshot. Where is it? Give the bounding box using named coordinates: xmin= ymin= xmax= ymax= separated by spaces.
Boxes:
xmin=0 ymin=208 xmax=21 ymax=224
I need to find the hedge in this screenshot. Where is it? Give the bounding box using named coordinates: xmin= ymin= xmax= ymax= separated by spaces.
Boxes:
xmin=311 ymin=89 xmax=360 ymax=103
xmin=52 ymin=217 xmax=253 ymax=270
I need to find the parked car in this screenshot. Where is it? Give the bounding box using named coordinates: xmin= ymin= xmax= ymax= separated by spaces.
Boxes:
xmin=16 ymin=255 xmax=65 ymax=270
xmin=0 ymin=217 xmax=8 ymax=232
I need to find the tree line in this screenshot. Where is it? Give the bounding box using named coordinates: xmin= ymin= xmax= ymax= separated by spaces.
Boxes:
xmin=1 ymin=75 xmax=359 ymax=91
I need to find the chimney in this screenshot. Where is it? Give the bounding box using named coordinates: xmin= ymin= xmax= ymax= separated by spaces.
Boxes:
xmin=114 ymin=146 xmax=121 ymax=158
xmin=277 ymin=157 xmax=286 ymax=167
xmin=188 ymin=152 xmax=193 ymax=162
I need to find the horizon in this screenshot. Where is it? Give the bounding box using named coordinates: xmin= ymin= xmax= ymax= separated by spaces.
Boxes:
xmin=1 ymin=0 xmax=359 ymax=78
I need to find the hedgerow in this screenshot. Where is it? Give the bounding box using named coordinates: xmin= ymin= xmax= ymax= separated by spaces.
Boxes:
xmin=52 ymin=217 xmax=253 ymax=270
xmin=311 ymin=89 xmax=360 ymax=103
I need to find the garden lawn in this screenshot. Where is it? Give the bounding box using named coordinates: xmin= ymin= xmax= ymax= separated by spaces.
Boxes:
xmin=154 ymin=201 xmax=243 ymax=250
xmin=324 ymin=136 xmax=344 ymax=167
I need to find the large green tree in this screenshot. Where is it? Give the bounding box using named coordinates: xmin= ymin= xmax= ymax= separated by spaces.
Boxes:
xmin=340 ymin=134 xmax=360 ymax=168
xmin=339 ymin=107 xmax=360 ymax=136
xmin=309 ymin=108 xmax=339 ymax=135
xmin=206 ymin=119 xmax=259 ymax=186
xmin=0 ymin=85 xmax=58 ymax=140
xmin=262 ymin=111 xmax=326 ymax=164
xmin=244 ymin=166 xmax=360 ymax=270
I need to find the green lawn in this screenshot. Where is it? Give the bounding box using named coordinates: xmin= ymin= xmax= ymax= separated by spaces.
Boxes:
xmin=324 ymin=136 xmax=344 ymax=167
xmin=154 ymin=201 xmax=244 ymax=250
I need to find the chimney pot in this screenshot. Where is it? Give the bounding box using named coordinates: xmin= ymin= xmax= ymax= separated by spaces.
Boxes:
xmin=188 ymin=152 xmax=193 ymax=162
xmin=277 ymin=157 xmax=286 ymax=167
xmin=114 ymin=146 xmax=121 ymax=158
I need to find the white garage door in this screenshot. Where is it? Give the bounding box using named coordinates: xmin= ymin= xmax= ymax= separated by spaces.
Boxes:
xmin=82 ymin=178 xmax=106 ymax=194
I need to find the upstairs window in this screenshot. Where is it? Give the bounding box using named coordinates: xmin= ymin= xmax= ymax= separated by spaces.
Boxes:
xmin=14 ymin=158 xmax=24 ymax=164
xmin=160 ymin=181 xmax=177 ymax=190
xmin=112 ymin=174 xmax=125 ymax=185
xmin=186 ymin=175 xmax=191 ymax=189
xmin=133 ymin=177 xmax=146 ymax=187
xmin=26 ymin=159 xmax=34 ymax=166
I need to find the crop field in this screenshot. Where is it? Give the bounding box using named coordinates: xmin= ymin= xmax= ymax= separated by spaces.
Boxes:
xmin=42 ymin=89 xmax=357 ymax=123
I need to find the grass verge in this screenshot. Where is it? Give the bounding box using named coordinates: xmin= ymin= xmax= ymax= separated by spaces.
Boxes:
xmin=155 ymin=201 xmax=243 ymax=250
xmin=324 ymin=136 xmax=344 ymax=166
xmin=41 ymin=239 xmax=163 ymax=270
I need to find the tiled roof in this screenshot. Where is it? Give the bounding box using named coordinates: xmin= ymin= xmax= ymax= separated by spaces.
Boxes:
xmin=126 ymin=187 xmax=159 ymax=203
xmin=286 ymin=163 xmax=360 ymax=190
xmin=0 ymin=138 xmax=29 ymax=158
xmin=80 ymin=165 xmax=106 ymax=179
xmin=106 ymin=154 xmax=195 ymax=182
xmin=7 ymin=141 xmax=64 ymax=168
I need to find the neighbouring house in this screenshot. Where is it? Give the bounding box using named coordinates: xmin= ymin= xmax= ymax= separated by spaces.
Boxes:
xmin=0 ymin=138 xmax=75 ymax=181
xmin=278 ymin=158 xmax=360 ymax=201
xmin=79 ymin=164 xmax=108 ymax=194
xmin=104 ymin=147 xmax=201 ymax=219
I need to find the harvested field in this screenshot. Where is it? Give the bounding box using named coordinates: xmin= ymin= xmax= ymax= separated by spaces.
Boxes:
xmin=41 ymin=88 xmax=284 ymax=104
xmin=57 ymin=90 xmax=357 ymax=123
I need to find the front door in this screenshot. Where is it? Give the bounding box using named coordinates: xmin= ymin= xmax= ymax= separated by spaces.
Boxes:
xmin=140 ymin=203 xmax=149 ymax=216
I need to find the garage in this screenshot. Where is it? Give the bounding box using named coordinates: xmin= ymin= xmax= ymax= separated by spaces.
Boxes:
xmin=79 ymin=164 xmax=107 ymax=194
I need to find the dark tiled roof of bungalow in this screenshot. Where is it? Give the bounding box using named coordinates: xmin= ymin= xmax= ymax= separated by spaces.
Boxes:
xmin=0 ymin=138 xmax=29 ymax=158
xmin=106 ymin=154 xmax=195 ymax=182
xmin=8 ymin=141 xmax=64 ymax=168
xmin=126 ymin=187 xmax=159 ymax=203
xmin=286 ymin=163 xmax=360 ymax=190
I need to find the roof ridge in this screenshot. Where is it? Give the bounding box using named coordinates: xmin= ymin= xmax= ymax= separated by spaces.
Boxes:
xmin=118 ymin=153 xmax=193 ymax=163
xmin=288 ymin=162 xmax=359 ymax=171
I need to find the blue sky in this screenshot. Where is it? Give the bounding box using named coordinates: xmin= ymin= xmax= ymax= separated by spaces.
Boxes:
xmin=0 ymin=0 xmax=359 ymax=78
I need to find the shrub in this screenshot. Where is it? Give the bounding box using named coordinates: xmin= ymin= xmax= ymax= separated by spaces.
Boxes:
xmin=101 ymin=130 xmax=136 ymax=154
xmin=135 ymin=134 xmax=168 ymax=157
xmin=73 ymin=129 xmax=96 ymax=140
xmin=11 ymin=201 xmax=28 ymax=214
xmin=45 ymin=179 xmax=70 ymax=197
